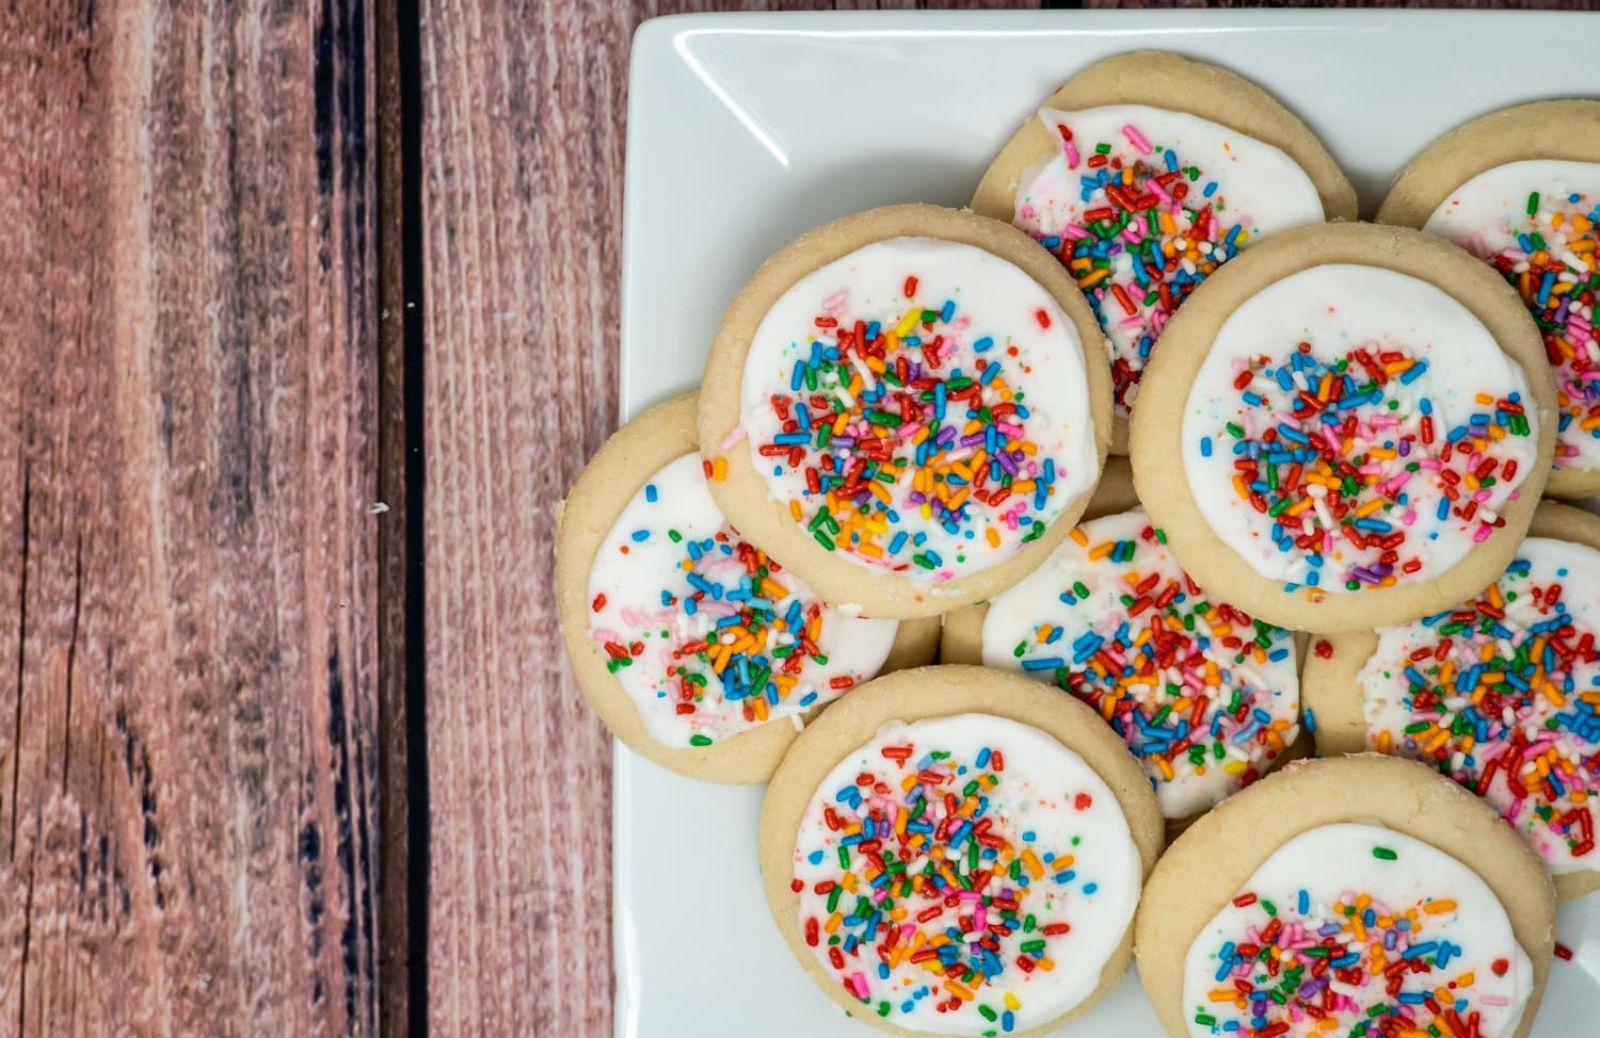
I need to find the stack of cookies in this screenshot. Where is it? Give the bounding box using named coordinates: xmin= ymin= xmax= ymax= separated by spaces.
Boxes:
xmin=557 ymin=51 xmax=1598 ymax=1038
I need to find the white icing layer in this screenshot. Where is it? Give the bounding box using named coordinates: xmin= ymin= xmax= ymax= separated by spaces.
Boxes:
xmin=1180 ymin=263 xmax=1540 ymax=592
xmin=791 ymin=714 xmax=1141 ymax=1034
xmin=980 ymin=507 xmax=1299 ymax=819
xmin=739 ymin=236 xmax=1099 ymax=587
xmin=1182 ymin=823 xmax=1534 ymax=1038
xmin=1360 ymin=535 xmax=1600 ymax=876
xmin=587 ymin=453 xmax=898 ymax=747
xmin=1013 ymin=105 xmax=1324 ymax=418
xmin=1425 ymin=159 xmax=1600 ymax=470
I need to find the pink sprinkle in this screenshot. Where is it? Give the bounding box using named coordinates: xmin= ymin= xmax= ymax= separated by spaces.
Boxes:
xmin=850 ymin=972 xmax=870 ymax=999
xmin=1063 ymin=140 xmax=1080 ymax=169
xmin=720 ymin=425 xmax=747 ymax=451
xmin=1473 ymin=525 xmax=1492 ymax=543
xmin=1121 ymin=124 xmax=1152 ymax=155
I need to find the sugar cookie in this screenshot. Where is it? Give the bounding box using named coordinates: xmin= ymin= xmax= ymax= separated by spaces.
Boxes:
xmin=1130 ymin=223 xmax=1556 ymax=633
xmin=1136 ymin=755 xmax=1555 ymax=1038
xmin=760 ymin=665 xmax=1163 ymax=1036
xmin=1304 ymin=501 xmax=1600 ymax=900
xmin=556 ymin=393 xmax=938 ymax=783
xmin=700 ymin=204 xmax=1112 ymax=619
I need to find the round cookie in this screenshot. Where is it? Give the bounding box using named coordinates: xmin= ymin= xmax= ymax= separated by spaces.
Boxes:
xmin=973 ymin=50 xmax=1357 ymax=453
xmin=941 ymin=458 xmax=1304 ymax=830
xmin=760 ymin=664 xmax=1164 ymax=1037
xmin=1130 ymin=222 xmax=1557 ymax=633
xmin=555 ymin=392 xmax=940 ymax=784
xmin=1304 ymin=500 xmax=1600 ymax=900
xmin=1377 ymin=100 xmax=1600 ymax=498
xmin=1135 ymin=754 xmax=1556 ymax=1038
xmin=699 ymin=204 xmax=1113 ymax=620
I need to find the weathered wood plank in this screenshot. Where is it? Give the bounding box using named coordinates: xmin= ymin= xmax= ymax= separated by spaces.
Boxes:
xmin=0 ymin=2 xmax=382 ymax=1034
xmin=374 ymin=0 xmax=417 ymax=1033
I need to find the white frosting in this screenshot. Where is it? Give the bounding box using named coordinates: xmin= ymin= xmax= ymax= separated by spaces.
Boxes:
xmin=980 ymin=507 xmax=1299 ymax=818
xmin=1013 ymin=105 xmax=1324 ymax=417
xmin=738 ymin=237 xmax=1099 ymax=586
xmin=587 ymin=453 xmax=898 ymax=747
xmin=1180 ymin=263 xmax=1540 ymax=592
xmin=1182 ymin=823 xmax=1534 ymax=1038
xmin=1360 ymin=535 xmax=1600 ymax=876
xmin=1424 ymin=159 xmax=1600 ymax=470
xmin=1425 ymin=159 xmax=1600 ymax=262
xmin=791 ymin=714 xmax=1141 ymax=1034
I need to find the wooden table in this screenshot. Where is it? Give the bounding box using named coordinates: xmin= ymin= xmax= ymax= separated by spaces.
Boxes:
xmin=2 ymin=1 xmax=1589 ymax=1035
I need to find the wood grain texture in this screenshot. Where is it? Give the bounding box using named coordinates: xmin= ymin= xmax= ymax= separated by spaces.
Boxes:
xmin=0 ymin=1 xmax=382 ymax=1034
xmin=374 ymin=0 xmax=415 ymax=1033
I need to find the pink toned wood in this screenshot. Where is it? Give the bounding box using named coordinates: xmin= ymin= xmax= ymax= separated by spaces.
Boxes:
xmin=0 ymin=2 xmax=383 ymax=1034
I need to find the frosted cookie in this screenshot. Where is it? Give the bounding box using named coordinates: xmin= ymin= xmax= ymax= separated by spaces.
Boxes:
xmin=1378 ymin=101 xmax=1600 ymax=498
xmin=555 ymin=393 xmax=939 ymax=783
xmin=1304 ymin=501 xmax=1600 ymax=900
xmin=973 ymin=50 xmax=1357 ymax=453
xmin=699 ymin=204 xmax=1112 ymax=620
xmin=1136 ymin=755 xmax=1556 ymax=1038
xmin=943 ymin=459 xmax=1302 ymax=827
xmin=1130 ymin=223 xmax=1556 ymax=634
xmin=760 ymin=665 xmax=1163 ymax=1036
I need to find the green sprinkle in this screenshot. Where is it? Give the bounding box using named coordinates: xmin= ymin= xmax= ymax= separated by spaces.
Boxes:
xmin=1373 ymin=846 xmax=1398 ymax=861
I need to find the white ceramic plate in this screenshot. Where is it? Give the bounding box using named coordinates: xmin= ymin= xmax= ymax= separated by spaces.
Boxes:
xmin=616 ymin=10 xmax=1600 ymax=1037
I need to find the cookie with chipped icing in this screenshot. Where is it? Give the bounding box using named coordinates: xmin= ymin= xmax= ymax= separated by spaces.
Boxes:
xmin=1130 ymin=222 xmax=1556 ymax=633
xmin=1136 ymin=755 xmax=1556 ymax=1038
xmin=942 ymin=458 xmax=1307 ymax=832
xmin=973 ymin=50 xmax=1357 ymax=454
xmin=1378 ymin=100 xmax=1600 ymax=499
xmin=1304 ymin=500 xmax=1600 ymax=900
xmin=760 ymin=664 xmax=1163 ymax=1037
xmin=555 ymin=392 xmax=939 ymax=783
xmin=699 ymin=204 xmax=1112 ymax=620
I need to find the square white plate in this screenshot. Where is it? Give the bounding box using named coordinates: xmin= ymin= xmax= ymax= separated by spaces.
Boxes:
xmin=616 ymin=10 xmax=1600 ymax=1037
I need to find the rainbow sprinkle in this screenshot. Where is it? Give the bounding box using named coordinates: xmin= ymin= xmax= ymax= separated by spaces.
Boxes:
xmin=1011 ymin=516 xmax=1297 ymax=806
xmin=1363 ymin=552 xmax=1600 ymax=865
xmin=794 ymin=740 xmax=1095 ymax=1033
xmin=1213 ymin=343 xmax=1530 ymax=594
xmin=757 ymin=281 xmax=1059 ymax=581
xmin=590 ymin=467 xmax=875 ymax=746
xmin=1200 ymin=882 xmax=1511 ymax=1038
xmin=1018 ymin=116 xmax=1253 ymax=415
xmin=1474 ymin=192 xmax=1600 ymax=470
